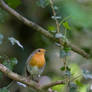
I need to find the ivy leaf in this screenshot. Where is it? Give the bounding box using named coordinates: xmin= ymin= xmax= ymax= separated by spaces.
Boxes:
xmin=82 ymin=69 xmax=92 ymax=79
xmin=60 ymin=66 xmax=71 ymax=71
xmin=60 ymin=49 xmax=71 ymax=58
xmin=5 ymin=0 xmax=21 ymax=8
xmin=0 ymin=87 xmax=9 ymax=92
xmin=36 ymin=0 xmax=49 ymax=8
xmin=64 ymin=70 xmax=71 ymax=77
xmin=8 ymin=37 xmax=23 ymax=49
xmin=51 ymin=16 xmax=61 ymax=20
xmin=55 ymin=33 xmax=65 ymax=38
xmin=69 ymin=82 xmax=77 ymax=92
xmin=48 ymin=25 xmax=56 ymax=33
xmin=2 ymin=57 xmax=18 ymax=70
xmin=0 ymin=34 xmax=4 ymax=45
xmin=9 ymin=58 xmax=18 ymax=67
xmin=63 ymin=21 xmax=71 ymax=30
xmin=64 ymin=47 xmax=71 ymax=52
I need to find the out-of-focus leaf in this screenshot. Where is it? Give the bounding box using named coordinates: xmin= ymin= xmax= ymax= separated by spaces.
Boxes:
xmin=64 ymin=70 xmax=71 ymax=77
xmin=55 ymin=33 xmax=64 ymax=38
xmin=5 ymin=0 xmax=21 ymax=8
xmin=0 ymin=57 xmax=18 ymax=80
xmin=70 ymin=64 xmax=82 ymax=81
xmin=0 ymin=8 xmax=8 ymax=23
xmin=64 ymin=47 xmax=71 ymax=52
xmin=0 ymin=34 xmax=4 ymax=45
xmin=76 ymin=80 xmax=83 ymax=87
xmin=51 ymin=16 xmax=61 ymax=20
xmin=2 ymin=57 xmax=18 ymax=70
xmin=55 ymin=42 xmax=61 ymax=47
xmin=69 ymin=82 xmax=77 ymax=92
xmin=63 ymin=21 xmax=71 ymax=30
xmin=36 ymin=0 xmax=49 ymax=8
xmin=0 ymin=87 xmax=9 ymax=92
xmin=60 ymin=16 xmax=71 ymax=25
xmin=52 ymin=77 xmax=65 ymax=92
xmin=54 ymin=6 xmax=58 ymax=10
xmin=48 ymin=26 xmax=56 ymax=33
xmin=79 ymin=85 xmax=88 ymax=92
xmin=60 ymin=49 xmax=71 ymax=58
xmin=9 ymin=58 xmax=18 ymax=66
xmin=82 ymin=69 xmax=92 ymax=79
xmin=8 ymin=37 xmax=24 ymax=49
xmin=60 ymin=66 xmax=71 ymax=71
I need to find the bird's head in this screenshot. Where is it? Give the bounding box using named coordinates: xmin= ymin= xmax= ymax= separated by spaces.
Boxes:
xmin=35 ymin=48 xmax=46 ymax=55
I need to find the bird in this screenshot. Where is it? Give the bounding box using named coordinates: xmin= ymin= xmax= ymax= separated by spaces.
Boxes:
xmin=25 ymin=48 xmax=46 ymax=82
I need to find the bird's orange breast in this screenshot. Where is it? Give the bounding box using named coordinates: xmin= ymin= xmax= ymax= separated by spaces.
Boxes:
xmin=29 ymin=54 xmax=45 ymax=68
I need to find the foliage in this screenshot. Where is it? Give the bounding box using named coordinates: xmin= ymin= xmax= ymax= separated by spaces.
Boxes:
xmin=8 ymin=37 xmax=24 ymax=49
xmin=0 ymin=87 xmax=9 ymax=92
xmin=36 ymin=0 xmax=49 ymax=8
xmin=0 ymin=8 xmax=8 ymax=23
xmin=5 ymin=0 xmax=21 ymax=8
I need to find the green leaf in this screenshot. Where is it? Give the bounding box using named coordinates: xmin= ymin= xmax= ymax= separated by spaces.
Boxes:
xmin=64 ymin=47 xmax=71 ymax=52
xmin=76 ymin=80 xmax=83 ymax=87
xmin=0 ymin=87 xmax=9 ymax=92
xmin=2 ymin=57 xmax=18 ymax=70
xmin=10 ymin=57 xmax=18 ymax=66
xmin=63 ymin=21 xmax=71 ymax=30
xmin=60 ymin=66 xmax=71 ymax=71
xmin=59 ymin=16 xmax=71 ymax=25
xmin=48 ymin=26 xmax=56 ymax=33
xmin=5 ymin=0 xmax=21 ymax=8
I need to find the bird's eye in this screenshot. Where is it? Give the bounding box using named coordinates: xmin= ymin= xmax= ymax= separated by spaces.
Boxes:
xmin=38 ymin=50 xmax=41 ymax=52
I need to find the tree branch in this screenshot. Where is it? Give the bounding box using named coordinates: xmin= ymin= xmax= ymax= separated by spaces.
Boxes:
xmin=0 ymin=64 xmax=40 ymax=91
xmin=0 ymin=63 xmax=65 ymax=91
xmin=0 ymin=0 xmax=89 ymax=58
xmin=40 ymin=80 xmax=65 ymax=89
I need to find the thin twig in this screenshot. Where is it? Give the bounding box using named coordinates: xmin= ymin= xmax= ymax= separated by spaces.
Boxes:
xmin=49 ymin=0 xmax=60 ymax=33
xmin=0 ymin=0 xmax=89 ymax=58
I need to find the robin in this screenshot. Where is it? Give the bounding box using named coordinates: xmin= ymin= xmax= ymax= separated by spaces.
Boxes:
xmin=25 ymin=48 xmax=46 ymax=82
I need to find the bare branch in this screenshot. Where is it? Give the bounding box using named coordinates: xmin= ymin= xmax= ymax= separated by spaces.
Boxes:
xmin=0 ymin=64 xmax=39 ymax=91
xmin=0 ymin=63 xmax=81 ymax=91
xmin=0 ymin=0 xmax=89 ymax=58
xmin=41 ymin=80 xmax=65 ymax=89
xmin=0 ymin=63 xmax=65 ymax=91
